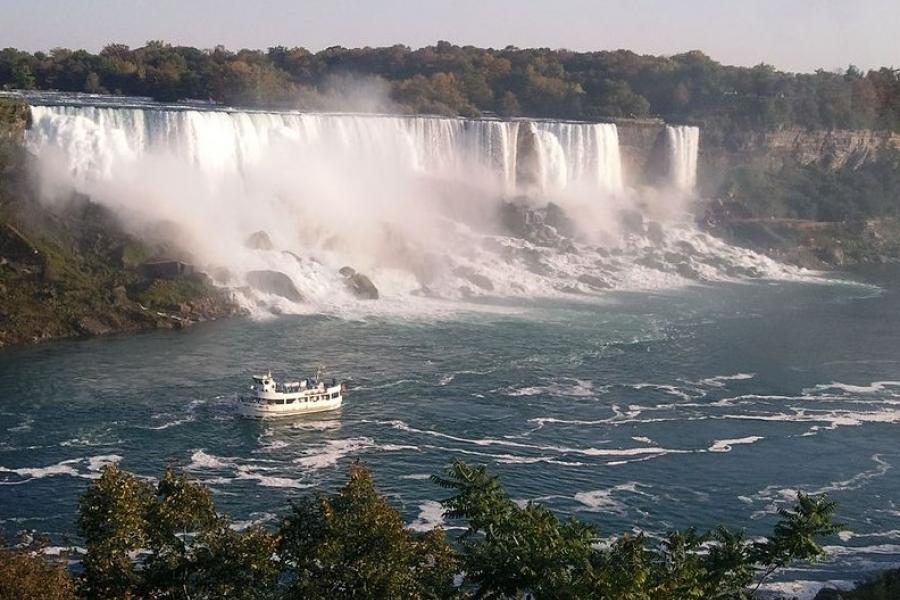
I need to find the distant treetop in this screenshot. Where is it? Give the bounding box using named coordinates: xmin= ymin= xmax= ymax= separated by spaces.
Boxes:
xmin=2 ymin=41 xmax=899 ymax=131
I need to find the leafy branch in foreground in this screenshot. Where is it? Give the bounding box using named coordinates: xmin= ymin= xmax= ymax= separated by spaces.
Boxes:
xmin=4 ymin=460 xmax=843 ymax=599
xmin=433 ymin=459 xmax=842 ymax=599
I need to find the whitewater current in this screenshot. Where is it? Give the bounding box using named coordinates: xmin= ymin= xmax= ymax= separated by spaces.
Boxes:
xmin=24 ymin=98 xmax=808 ymax=317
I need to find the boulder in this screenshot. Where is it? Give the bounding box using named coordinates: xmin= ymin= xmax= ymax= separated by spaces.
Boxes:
xmin=618 ymin=209 xmax=644 ymax=235
xmin=544 ymin=202 xmax=576 ymax=238
xmin=646 ymin=221 xmax=665 ymax=244
xmin=577 ymin=274 xmax=611 ymax=290
xmin=245 ymin=230 xmax=274 ymax=251
xmin=246 ymin=270 xmax=303 ymax=302
xmin=340 ymin=267 xmax=379 ymax=299
xmin=453 ymin=266 xmax=494 ymax=291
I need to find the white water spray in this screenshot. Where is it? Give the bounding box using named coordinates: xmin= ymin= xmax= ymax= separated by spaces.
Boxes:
xmin=24 ymin=101 xmax=807 ymax=315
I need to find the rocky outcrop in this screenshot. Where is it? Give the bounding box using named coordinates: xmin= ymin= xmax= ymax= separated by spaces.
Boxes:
xmin=339 ymin=267 xmax=379 ymax=299
xmin=245 ymin=230 xmax=274 ymax=250
xmin=698 ymin=126 xmax=900 ymax=196
xmin=246 ymin=270 xmax=304 ymax=302
xmin=499 ymin=202 xmax=575 ymax=251
xmin=453 ymin=266 xmax=494 ymax=291
xmin=615 ymin=119 xmax=667 ymax=187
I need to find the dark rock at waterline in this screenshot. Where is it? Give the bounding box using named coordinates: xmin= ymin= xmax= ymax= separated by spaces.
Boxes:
xmin=817 ymin=244 xmax=845 ymax=266
xmin=577 ymin=274 xmax=612 ymax=290
xmin=453 ymin=266 xmax=494 ymax=291
xmin=646 ymin=221 xmax=665 ymax=244
xmin=246 ymin=270 xmax=303 ymax=302
xmin=675 ymin=262 xmax=702 ymax=280
xmin=245 ymin=230 xmax=274 ymax=251
xmin=545 ymin=202 xmax=576 ymax=238
xmin=619 ymin=209 xmax=645 ymax=235
xmin=340 ymin=266 xmax=379 ymax=299
xmin=73 ymin=316 xmax=114 ymax=336
xmin=676 ymin=240 xmax=698 ymax=255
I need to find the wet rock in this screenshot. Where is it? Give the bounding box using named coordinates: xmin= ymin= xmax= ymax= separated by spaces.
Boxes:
xmin=557 ymin=285 xmax=583 ymax=295
xmin=545 ymin=203 xmax=576 ymax=238
xmin=675 ymin=262 xmax=702 ymax=280
xmin=245 ymin=230 xmax=274 ymax=250
xmin=453 ymin=266 xmax=494 ymax=291
xmin=619 ymin=209 xmax=645 ymax=234
xmin=577 ymin=274 xmax=611 ymax=290
xmin=246 ymin=270 xmax=304 ymax=302
xmin=74 ymin=316 xmax=113 ymax=336
xmin=816 ymin=244 xmax=845 ymax=266
xmin=646 ymin=221 xmax=665 ymax=244
xmin=340 ymin=267 xmax=379 ymax=299
xmin=676 ymin=241 xmax=698 ymax=255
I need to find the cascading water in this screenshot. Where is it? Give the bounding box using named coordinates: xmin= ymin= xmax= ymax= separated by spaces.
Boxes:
xmin=665 ymin=125 xmax=700 ymax=191
xmin=24 ymin=99 xmax=808 ymax=315
xmin=536 ymin=122 xmax=623 ymax=194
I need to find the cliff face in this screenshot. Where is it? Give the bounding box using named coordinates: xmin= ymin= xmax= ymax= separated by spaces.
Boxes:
xmin=697 ymin=126 xmax=900 ymax=195
xmin=614 ymin=119 xmax=666 ymax=187
xmin=0 ymin=97 xmax=28 ymax=131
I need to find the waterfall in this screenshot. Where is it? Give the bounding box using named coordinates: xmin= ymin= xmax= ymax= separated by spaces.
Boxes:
xmin=665 ymin=125 xmax=699 ymax=191
xmin=535 ymin=122 xmax=623 ymax=194
xmin=20 ymin=99 xmax=807 ymax=310
xmin=27 ymin=105 xmax=626 ymax=198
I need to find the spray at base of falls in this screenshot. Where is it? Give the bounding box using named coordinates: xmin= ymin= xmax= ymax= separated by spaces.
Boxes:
xmin=24 ymin=100 xmax=812 ymax=317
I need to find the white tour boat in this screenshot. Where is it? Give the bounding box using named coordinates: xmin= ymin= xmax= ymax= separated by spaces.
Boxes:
xmin=237 ymin=370 xmax=346 ymax=418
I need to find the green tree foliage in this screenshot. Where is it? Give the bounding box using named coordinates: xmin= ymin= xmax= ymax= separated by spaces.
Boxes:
xmin=0 ymin=536 xmax=78 ymax=600
xmin=279 ymin=463 xmax=458 ymax=599
xmin=3 ymin=43 xmax=900 ymax=129
xmin=0 ymin=460 xmax=851 ymax=599
xmin=433 ymin=459 xmax=840 ymax=599
xmin=77 ymin=464 xmax=278 ymax=599
xmin=77 ymin=464 xmax=153 ymax=599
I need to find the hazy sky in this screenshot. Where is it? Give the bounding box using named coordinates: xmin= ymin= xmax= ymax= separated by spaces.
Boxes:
xmin=2 ymin=0 xmax=897 ymax=73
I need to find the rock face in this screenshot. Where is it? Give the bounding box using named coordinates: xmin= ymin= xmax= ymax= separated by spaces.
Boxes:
xmin=499 ymin=202 xmax=575 ymax=251
xmin=246 ymin=270 xmax=303 ymax=302
xmin=698 ymin=126 xmax=900 ymax=196
xmin=453 ymin=266 xmax=494 ymax=291
xmin=245 ymin=230 xmax=274 ymax=250
xmin=339 ymin=267 xmax=379 ymax=299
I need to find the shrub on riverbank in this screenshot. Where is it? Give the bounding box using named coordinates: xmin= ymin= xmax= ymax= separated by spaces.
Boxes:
xmin=2 ymin=460 xmax=849 ymax=599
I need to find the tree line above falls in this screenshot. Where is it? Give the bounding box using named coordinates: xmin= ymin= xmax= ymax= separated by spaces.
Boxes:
xmin=2 ymin=41 xmax=900 ymax=131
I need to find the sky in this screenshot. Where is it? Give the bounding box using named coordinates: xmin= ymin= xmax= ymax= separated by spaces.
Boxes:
xmin=1 ymin=0 xmax=898 ymax=73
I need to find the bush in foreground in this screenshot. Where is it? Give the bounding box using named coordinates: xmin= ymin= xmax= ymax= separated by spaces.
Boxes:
xmin=4 ymin=460 xmax=847 ymax=599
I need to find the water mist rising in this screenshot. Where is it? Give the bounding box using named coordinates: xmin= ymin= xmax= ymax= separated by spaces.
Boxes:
xmin=25 ymin=101 xmax=802 ymax=315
